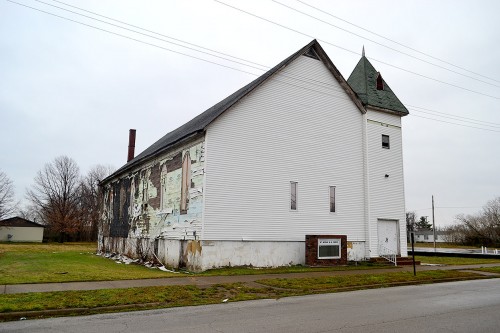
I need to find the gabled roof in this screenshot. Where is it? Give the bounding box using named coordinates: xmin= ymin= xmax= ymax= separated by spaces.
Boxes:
xmin=0 ymin=216 xmax=45 ymax=228
xmin=347 ymin=54 xmax=409 ymax=115
xmin=103 ymin=40 xmax=366 ymax=184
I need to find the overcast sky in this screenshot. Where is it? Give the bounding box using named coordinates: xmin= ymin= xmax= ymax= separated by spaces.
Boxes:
xmin=1 ymin=0 xmax=499 ymax=227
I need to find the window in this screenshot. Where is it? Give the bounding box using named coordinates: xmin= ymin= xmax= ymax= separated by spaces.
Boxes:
xmin=180 ymin=151 xmax=191 ymax=213
xmin=376 ymin=72 xmax=384 ymax=90
xmin=329 ymin=186 xmax=336 ymax=212
xmin=290 ymin=181 xmax=297 ymax=210
xmin=382 ymin=134 xmax=390 ymax=149
xmin=318 ymin=239 xmax=341 ymax=259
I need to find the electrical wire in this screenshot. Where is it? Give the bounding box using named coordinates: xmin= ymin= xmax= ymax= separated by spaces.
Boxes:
xmin=408 ymin=109 xmax=500 ymax=129
xmin=407 ymin=104 xmax=500 ymax=127
xmin=20 ymin=0 xmax=357 ymax=100
xmin=4 ymin=0 xmax=500 ymax=133
xmin=44 ymin=0 xmax=269 ymax=70
xmin=214 ymin=0 xmax=500 ymax=100
xmin=296 ymin=0 xmax=500 ymax=85
xmin=273 ymin=0 xmax=500 ymax=88
xmin=408 ymin=114 xmax=500 ymax=132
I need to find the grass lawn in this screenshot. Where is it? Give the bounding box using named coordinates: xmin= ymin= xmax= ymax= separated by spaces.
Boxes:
xmin=2 ymin=242 xmax=499 ymax=286
xmin=0 ymin=242 xmax=392 ymax=285
xmin=415 ymin=256 xmax=500 ymax=265
xmin=0 ymin=271 xmax=488 ymax=317
xmin=0 ymin=242 xmax=177 ymax=284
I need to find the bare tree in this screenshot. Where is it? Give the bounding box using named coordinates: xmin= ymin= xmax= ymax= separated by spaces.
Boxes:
xmin=79 ymin=165 xmax=114 ymax=241
xmin=0 ymin=170 xmax=18 ymax=219
xmin=450 ymin=196 xmax=500 ymax=246
xmin=27 ymin=156 xmax=81 ymax=241
xmin=18 ymin=203 xmax=43 ymax=223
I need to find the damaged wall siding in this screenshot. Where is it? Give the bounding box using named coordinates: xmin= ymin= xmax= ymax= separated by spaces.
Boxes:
xmin=100 ymin=139 xmax=205 ymax=261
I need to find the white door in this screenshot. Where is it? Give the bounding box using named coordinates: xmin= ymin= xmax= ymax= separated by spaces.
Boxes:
xmin=377 ymin=219 xmax=399 ymax=255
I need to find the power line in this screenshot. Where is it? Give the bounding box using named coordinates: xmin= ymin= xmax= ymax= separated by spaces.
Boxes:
xmin=46 ymin=0 xmax=268 ymax=70
xmin=214 ymin=0 xmax=500 ymax=101
xmin=5 ymin=0 xmax=261 ymax=76
xmin=5 ymin=1 xmax=355 ymax=101
xmin=273 ymin=0 xmax=500 ymax=88
xmin=407 ymin=104 xmax=500 ymax=127
xmin=408 ymin=108 xmax=500 ymax=129
xmin=31 ymin=0 xmax=269 ymax=72
xmin=296 ymin=0 xmax=500 ymax=85
xmin=24 ymin=0 xmax=357 ymax=100
xmin=5 ymin=0 xmax=500 ymax=133
xmin=408 ymin=114 xmax=500 ymax=132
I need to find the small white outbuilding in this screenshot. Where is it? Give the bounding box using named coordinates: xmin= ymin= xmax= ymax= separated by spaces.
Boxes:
xmin=0 ymin=216 xmax=45 ymax=242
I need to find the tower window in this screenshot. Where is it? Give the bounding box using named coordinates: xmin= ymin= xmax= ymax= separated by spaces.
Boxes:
xmin=376 ymin=72 xmax=384 ymax=90
xmin=382 ymin=135 xmax=390 ymax=149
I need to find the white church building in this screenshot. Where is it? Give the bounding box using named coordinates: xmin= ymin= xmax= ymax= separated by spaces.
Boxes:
xmin=99 ymin=40 xmax=409 ymax=271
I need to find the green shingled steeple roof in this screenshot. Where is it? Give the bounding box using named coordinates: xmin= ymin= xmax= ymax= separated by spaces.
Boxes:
xmin=347 ymin=52 xmax=409 ymax=115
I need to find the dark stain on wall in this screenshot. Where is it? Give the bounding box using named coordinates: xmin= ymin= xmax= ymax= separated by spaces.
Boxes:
xmin=165 ymin=152 xmax=182 ymax=171
xmin=149 ymin=164 xmax=161 ymax=210
xmin=110 ymin=179 xmax=131 ymax=238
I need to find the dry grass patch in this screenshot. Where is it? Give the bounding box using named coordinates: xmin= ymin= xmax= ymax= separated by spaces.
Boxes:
xmin=0 ymin=283 xmax=275 ymax=314
xmin=416 ymin=256 xmax=500 ymax=265
xmin=256 ymin=270 xmax=485 ymax=291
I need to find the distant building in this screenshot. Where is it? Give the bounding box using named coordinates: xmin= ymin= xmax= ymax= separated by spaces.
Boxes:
xmin=99 ymin=40 xmax=409 ymax=271
xmin=414 ymin=230 xmax=448 ymax=243
xmin=0 ymin=216 xmax=45 ymax=242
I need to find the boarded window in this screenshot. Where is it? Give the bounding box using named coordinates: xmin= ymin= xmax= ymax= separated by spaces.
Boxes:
xmin=180 ymin=151 xmax=191 ymax=213
xmin=160 ymin=164 xmax=168 ymax=211
xmin=329 ymin=186 xmax=336 ymax=213
xmin=290 ymin=181 xmax=297 ymax=211
xmin=382 ymin=134 xmax=390 ymax=149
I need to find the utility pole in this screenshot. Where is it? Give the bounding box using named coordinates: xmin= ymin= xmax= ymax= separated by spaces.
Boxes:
xmin=432 ymin=195 xmax=436 ymax=252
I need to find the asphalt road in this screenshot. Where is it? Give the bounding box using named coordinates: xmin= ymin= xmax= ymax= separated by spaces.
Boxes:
xmin=1 ymin=279 xmax=499 ymax=332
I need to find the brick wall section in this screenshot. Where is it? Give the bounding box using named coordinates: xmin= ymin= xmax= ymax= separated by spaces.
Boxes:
xmin=305 ymin=235 xmax=348 ymax=266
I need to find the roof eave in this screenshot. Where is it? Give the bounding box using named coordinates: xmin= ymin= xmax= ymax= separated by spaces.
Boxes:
xmin=313 ymin=43 xmax=367 ymax=114
xmin=100 ymin=131 xmax=205 ymax=186
xmin=366 ymin=105 xmax=409 ymax=117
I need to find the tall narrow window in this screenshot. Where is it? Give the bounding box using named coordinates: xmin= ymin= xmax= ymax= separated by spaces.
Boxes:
xmin=290 ymin=181 xmax=297 ymax=211
xmin=329 ymin=186 xmax=336 ymax=212
xmin=382 ymin=134 xmax=390 ymax=149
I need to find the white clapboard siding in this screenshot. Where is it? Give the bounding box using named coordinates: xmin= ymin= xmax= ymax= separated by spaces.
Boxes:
xmin=366 ymin=109 xmax=407 ymax=255
xmin=203 ymin=55 xmax=366 ymax=241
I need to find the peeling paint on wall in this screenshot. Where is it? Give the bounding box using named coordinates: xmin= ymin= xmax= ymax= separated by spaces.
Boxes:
xmin=100 ymin=139 xmax=205 ymax=258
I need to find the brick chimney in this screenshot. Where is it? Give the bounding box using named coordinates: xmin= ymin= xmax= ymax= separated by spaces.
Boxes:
xmin=127 ymin=129 xmax=136 ymax=162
